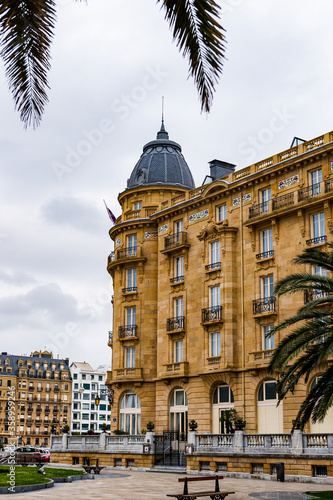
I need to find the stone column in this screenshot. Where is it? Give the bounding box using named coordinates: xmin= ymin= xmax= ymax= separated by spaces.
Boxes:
xmin=61 ymin=432 xmax=68 ymax=451
xmin=99 ymin=432 xmax=107 ymax=450
xmin=233 ymin=430 xmax=245 ymax=454
xmin=291 ymin=430 xmax=303 ymax=455
xmin=187 ymin=430 xmax=197 ymax=447
xmin=145 ymin=431 xmax=155 ymax=453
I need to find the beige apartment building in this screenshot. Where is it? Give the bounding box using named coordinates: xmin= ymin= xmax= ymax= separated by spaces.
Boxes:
xmin=0 ymin=350 xmax=71 ymax=448
xmin=106 ymin=124 xmax=333 ymax=439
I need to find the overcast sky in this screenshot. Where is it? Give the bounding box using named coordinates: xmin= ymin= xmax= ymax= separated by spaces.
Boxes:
xmin=0 ymin=0 xmax=332 ymax=369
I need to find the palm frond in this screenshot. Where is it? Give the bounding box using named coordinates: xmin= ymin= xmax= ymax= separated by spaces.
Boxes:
xmin=0 ymin=0 xmax=58 ymax=128
xmin=158 ymin=0 xmax=226 ymax=112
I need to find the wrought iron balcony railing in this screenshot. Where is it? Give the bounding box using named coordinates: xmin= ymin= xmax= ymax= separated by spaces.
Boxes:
xmin=272 ymin=192 xmax=295 ymax=210
xmin=117 ymin=246 xmax=137 ymax=259
xmin=325 ymin=178 xmax=333 ymax=193
xmin=205 ymin=262 xmax=221 ymax=271
xmin=122 ymin=286 xmax=137 ymax=293
xmin=164 ymin=232 xmax=187 ymax=249
xmin=306 ymin=235 xmax=327 ymax=246
xmin=201 ymin=306 xmax=222 ymax=323
xmin=170 ymin=275 xmax=184 ymax=283
xmin=118 ymin=325 xmax=138 ymax=339
xmin=253 ymin=297 xmax=276 ymax=315
xmin=166 ymin=316 xmax=185 ymax=331
xmin=304 ymin=290 xmax=328 ymax=303
xmin=249 ymin=201 xmax=270 ymax=219
xmin=298 ymin=182 xmax=321 ymax=201
xmin=256 ymin=250 xmax=274 ymax=260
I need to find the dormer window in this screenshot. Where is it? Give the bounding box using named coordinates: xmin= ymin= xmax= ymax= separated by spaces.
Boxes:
xmin=35 ymin=362 xmax=40 ymax=369
xmin=5 ymin=359 xmax=10 ymax=366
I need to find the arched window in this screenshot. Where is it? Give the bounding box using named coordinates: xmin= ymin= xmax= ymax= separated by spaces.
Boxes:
xmin=170 ymin=388 xmax=188 ymax=435
xmin=120 ymin=391 xmax=141 ymax=435
xmin=212 ymin=383 xmax=234 ymax=433
xmin=257 ymin=378 xmax=283 ymax=433
xmin=309 ymin=376 xmax=333 ymax=433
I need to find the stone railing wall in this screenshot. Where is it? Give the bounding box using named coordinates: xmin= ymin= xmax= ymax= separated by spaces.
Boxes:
xmin=50 ymin=433 xmax=150 ymax=454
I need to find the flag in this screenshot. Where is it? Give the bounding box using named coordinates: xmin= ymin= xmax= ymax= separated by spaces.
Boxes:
xmin=103 ymin=199 xmax=116 ymax=224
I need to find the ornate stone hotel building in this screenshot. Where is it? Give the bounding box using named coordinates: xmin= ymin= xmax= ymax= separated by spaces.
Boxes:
xmin=106 ymin=124 xmax=333 ymax=439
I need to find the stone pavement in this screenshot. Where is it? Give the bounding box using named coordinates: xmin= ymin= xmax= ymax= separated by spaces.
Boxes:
xmin=1 ymin=469 xmax=333 ymax=499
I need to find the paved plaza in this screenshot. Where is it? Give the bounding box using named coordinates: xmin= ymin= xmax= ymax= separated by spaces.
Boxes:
xmin=1 ymin=468 xmax=333 ymax=500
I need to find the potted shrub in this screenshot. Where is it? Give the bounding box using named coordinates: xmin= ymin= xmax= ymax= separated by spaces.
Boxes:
xmin=188 ymin=419 xmax=198 ymax=431
xmin=50 ymin=425 xmax=56 ymax=434
xmin=62 ymin=424 xmax=70 ymax=434
xmin=101 ymin=423 xmax=108 ymax=433
xmin=234 ymin=416 xmax=246 ymax=430
xmin=146 ymin=421 xmax=155 ymax=431
xmin=219 ymin=409 xmax=237 ymax=434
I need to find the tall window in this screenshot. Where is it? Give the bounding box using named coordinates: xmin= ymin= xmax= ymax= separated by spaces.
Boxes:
xmin=262 ymin=276 xmax=273 ymax=300
xmin=174 ymin=256 xmax=184 ymax=282
xmin=210 ymin=332 xmax=221 ymax=357
xmin=174 ymin=219 xmax=183 ymax=234
xmin=120 ymin=392 xmax=141 ymax=435
xmin=126 ymin=306 xmax=136 ymax=326
xmin=212 ymin=383 xmax=234 ymax=433
xmin=261 ymin=228 xmax=273 ymax=257
xmin=170 ymin=388 xmax=188 ymax=434
xmin=127 ymin=268 xmax=137 ymax=290
xmin=210 ymin=241 xmax=220 ymax=268
xmin=127 ymin=234 xmax=137 ymax=255
xmin=174 ymin=297 xmax=183 ymax=318
xmin=125 ymin=347 xmax=135 ymax=368
xmin=310 ymin=168 xmax=322 ymax=196
xmin=210 ymin=285 xmax=221 ymax=307
xmin=217 ymin=204 xmax=227 ymax=221
xmin=174 ymin=340 xmax=183 ymax=362
xmin=261 ymin=187 xmax=271 ymax=213
xmin=263 ymin=324 xmax=275 ymax=350
xmin=312 ymin=212 xmax=325 ymax=242
xmin=133 ymin=202 xmax=142 ymax=210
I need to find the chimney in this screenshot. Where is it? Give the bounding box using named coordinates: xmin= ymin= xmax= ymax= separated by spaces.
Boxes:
xmin=209 ymin=159 xmax=236 ymax=180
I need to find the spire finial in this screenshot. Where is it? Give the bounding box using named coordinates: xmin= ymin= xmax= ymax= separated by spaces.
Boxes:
xmin=157 ymin=96 xmax=169 ymax=139
xmin=162 ymin=96 xmax=164 ymax=124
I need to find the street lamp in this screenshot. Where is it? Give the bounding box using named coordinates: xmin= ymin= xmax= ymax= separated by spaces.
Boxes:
xmin=94 ymin=388 xmax=114 ymax=407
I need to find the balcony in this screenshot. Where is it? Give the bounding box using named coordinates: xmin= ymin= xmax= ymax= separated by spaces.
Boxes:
xmin=108 ymin=331 xmax=113 ymax=344
xmin=201 ymin=306 xmax=222 ymax=323
xmin=118 ymin=325 xmax=138 ymax=339
xmin=298 ymin=182 xmax=322 ymax=201
xmin=28 ymin=386 xmax=35 ymax=391
xmin=272 ymin=192 xmax=295 ymax=210
xmin=170 ymin=275 xmax=184 ymax=284
xmin=249 ymin=349 xmax=274 ymax=366
xmin=256 ymin=250 xmax=274 ymax=260
xmin=45 ymin=408 xmax=50 ymax=413
xmin=304 ymin=290 xmax=328 ymax=303
xmin=45 ymin=387 xmax=51 ymax=392
xmin=53 ymin=408 xmax=59 ymax=413
xmin=253 ymin=297 xmax=276 ymax=315
xmin=161 ymin=232 xmax=190 ymax=254
xmin=249 ymin=201 xmax=270 ymax=219
xmin=306 ymin=235 xmax=327 ymax=246
xmin=108 ymin=246 xmax=146 ymax=270
xmin=162 ymin=361 xmax=189 ymax=379
xmin=111 ymin=367 xmax=143 ymax=382
xmin=166 ymin=316 xmax=185 ymax=332
xmin=122 ymin=286 xmax=137 ymax=293
xmin=205 ymin=262 xmax=221 ymax=271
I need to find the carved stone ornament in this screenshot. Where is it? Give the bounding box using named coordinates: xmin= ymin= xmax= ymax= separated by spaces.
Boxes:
xmin=197 ymin=221 xmax=226 ymax=241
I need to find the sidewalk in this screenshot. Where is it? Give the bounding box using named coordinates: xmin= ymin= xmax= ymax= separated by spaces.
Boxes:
xmin=1 ymin=469 xmax=333 ymax=499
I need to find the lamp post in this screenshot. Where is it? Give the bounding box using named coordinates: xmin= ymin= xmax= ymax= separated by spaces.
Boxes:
xmin=94 ymin=388 xmax=114 ymax=407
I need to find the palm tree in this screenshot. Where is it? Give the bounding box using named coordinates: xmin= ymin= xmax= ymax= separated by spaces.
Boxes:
xmin=0 ymin=0 xmax=225 ymax=128
xmin=268 ymin=241 xmax=333 ymax=429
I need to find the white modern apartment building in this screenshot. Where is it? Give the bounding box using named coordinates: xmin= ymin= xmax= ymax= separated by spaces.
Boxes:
xmin=70 ymin=362 xmax=111 ymax=433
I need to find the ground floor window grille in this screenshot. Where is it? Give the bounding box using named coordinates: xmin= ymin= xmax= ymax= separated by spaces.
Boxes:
xmin=72 ymin=457 xmax=80 ymax=465
xmin=312 ymin=465 xmax=327 ymax=477
xmin=252 ymin=463 xmax=264 ymax=474
xmin=216 ymin=462 xmax=228 ymax=472
xmin=114 ymin=458 xmax=122 ymax=467
xmin=199 ymin=461 xmax=210 ymax=471
xmin=126 ymin=459 xmax=135 ymax=467
xmin=270 ymin=464 xmax=277 ymax=475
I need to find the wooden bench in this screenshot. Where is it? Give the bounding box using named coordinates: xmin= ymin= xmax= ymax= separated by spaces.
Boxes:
xmin=167 ymin=475 xmax=235 ymax=500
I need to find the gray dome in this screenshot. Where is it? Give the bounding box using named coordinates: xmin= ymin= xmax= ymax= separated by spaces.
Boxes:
xmin=127 ymin=121 xmax=195 ymax=190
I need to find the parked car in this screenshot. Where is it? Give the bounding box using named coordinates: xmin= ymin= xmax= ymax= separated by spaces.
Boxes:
xmin=15 ymin=446 xmax=45 ymax=465
xmin=38 ymin=448 xmax=50 ymax=462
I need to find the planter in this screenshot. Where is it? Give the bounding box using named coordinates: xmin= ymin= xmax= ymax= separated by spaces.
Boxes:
xmin=189 ymin=423 xmax=198 ymax=431
xmin=235 ymin=421 xmax=246 ymax=430
xmin=147 ymin=423 xmax=154 ymax=431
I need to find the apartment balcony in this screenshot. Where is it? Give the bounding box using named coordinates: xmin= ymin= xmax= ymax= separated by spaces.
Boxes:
xmin=170 ymin=275 xmax=184 ymax=284
xmin=118 ymin=325 xmax=138 ymax=340
xmin=272 ymin=192 xmax=295 ymax=210
xmin=201 ymin=306 xmax=222 ymax=324
xmin=304 ymin=290 xmax=328 ymax=304
xmin=45 ymin=387 xmax=51 ymax=392
xmin=161 ymin=232 xmax=190 ymax=254
xmin=108 ymin=246 xmax=146 ymax=270
xmin=249 ymin=201 xmax=271 ymax=219
xmin=256 ymin=250 xmax=274 ymax=260
xmin=53 ymin=408 xmax=59 ymax=413
xmin=28 ymin=386 xmax=35 ymax=391
xmin=162 ymin=361 xmax=189 ymax=379
xmin=27 ymin=407 xmax=33 ymax=413
xmin=205 ymin=262 xmax=221 ymax=271
xmin=122 ymin=286 xmax=138 ymax=293
xmin=37 ymin=387 xmax=43 ymax=392
xmin=249 ymin=349 xmax=274 ymax=367
xmin=45 ymin=408 xmax=50 ymax=413
xmin=306 ymin=235 xmax=327 ymax=246
xmin=108 ymin=331 xmax=113 ymax=345
xmin=111 ymin=367 xmax=143 ymax=383
xmin=166 ymin=316 xmax=185 ymax=333
xmin=298 ymin=182 xmax=322 ymax=201
xmin=253 ymin=297 xmax=276 ymax=315
xmin=54 ymin=387 xmax=60 ymax=392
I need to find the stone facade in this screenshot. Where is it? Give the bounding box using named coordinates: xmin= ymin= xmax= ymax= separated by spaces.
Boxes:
xmin=106 ymin=129 xmax=333 ymax=438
